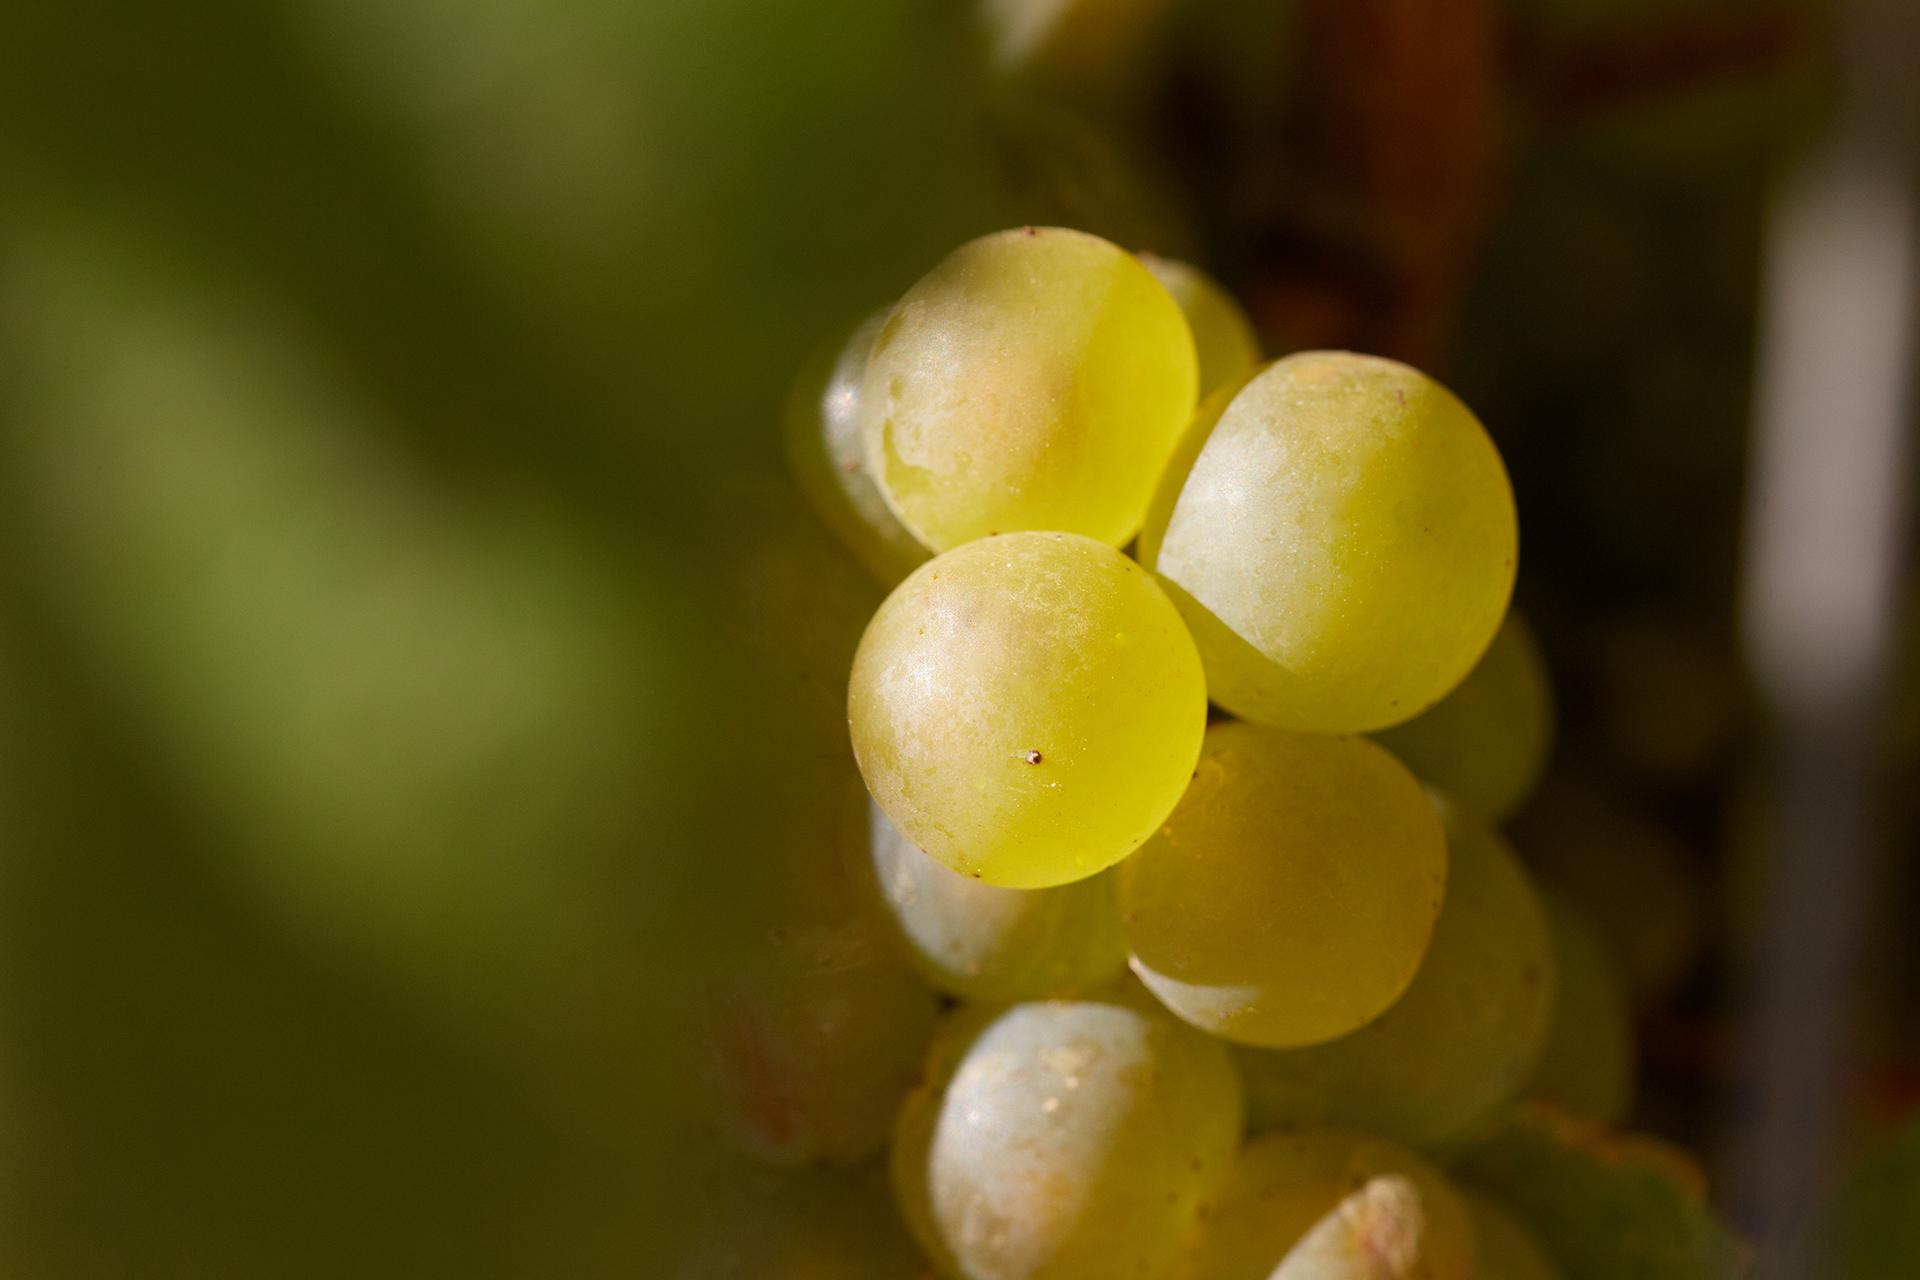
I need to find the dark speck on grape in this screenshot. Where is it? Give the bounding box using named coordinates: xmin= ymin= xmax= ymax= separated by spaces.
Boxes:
xmin=1024 ymin=749 xmax=1044 ymax=765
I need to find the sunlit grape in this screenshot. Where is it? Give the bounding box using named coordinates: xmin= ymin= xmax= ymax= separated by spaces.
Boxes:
xmin=848 ymin=531 xmax=1207 ymax=889
xmin=1119 ymin=724 xmax=1446 ymax=1047
xmin=899 ymin=996 xmax=1242 ymax=1280
xmin=1236 ymin=803 xmax=1556 ymax=1148
xmin=1462 ymin=1187 xmax=1564 ymax=1280
xmin=1374 ymin=612 xmax=1553 ymax=824
xmin=1524 ymin=889 xmax=1634 ymax=1126
xmin=1138 ymin=254 xmax=1262 ymax=399
xmin=1181 ymin=1129 xmax=1474 ymax=1280
xmin=782 ymin=310 xmax=932 ymax=586
xmin=854 ymin=791 xmax=1127 ymax=1002
xmin=1266 ymin=1177 xmax=1449 ymax=1280
xmin=1145 ymin=352 xmax=1517 ymax=733
xmin=861 ymin=226 xmax=1197 ymax=550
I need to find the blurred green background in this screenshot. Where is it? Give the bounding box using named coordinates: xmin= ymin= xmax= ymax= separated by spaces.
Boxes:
xmin=2 ymin=0 xmax=1908 ymax=1274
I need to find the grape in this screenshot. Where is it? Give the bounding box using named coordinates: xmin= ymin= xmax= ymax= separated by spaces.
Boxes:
xmin=897 ymin=996 xmax=1242 ymax=1280
xmin=1181 ymin=1129 xmax=1474 ymax=1280
xmin=1459 ymin=1106 xmax=1739 ymax=1280
xmin=854 ymin=790 xmax=1127 ymax=1002
xmin=1138 ymin=254 xmax=1262 ymax=399
xmin=860 ymin=226 xmax=1198 ymax=551
xmin=1524 ymin=889 xmax=1634 ymax=1126
xmin=783 ymin=310 xmax=932 ymax=585
xmin=1236 ymin=803 xmax=1556 ymax=1148
xmin=848 ymin=531 xmax=1207 ymax=889
xmin=1118 ymin=724 xmax=1446 ymax=1048
xmin=672 ymin=1157 xmax=929 ymax=1279
xmin=1143 ymin=352 xmax=1517 ymax=733
xmin=1373 ymin=613 xmax=1553 ymax=825
xmin=1265 ymin=1176 xmax=1449 ymax=1280
xmin=1461 ymin=1188 xmax=1564 ymax=1280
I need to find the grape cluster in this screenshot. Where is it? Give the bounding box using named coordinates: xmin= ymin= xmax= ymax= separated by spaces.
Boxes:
xmin=725 ymin=225 xmax=1730 ymax=1279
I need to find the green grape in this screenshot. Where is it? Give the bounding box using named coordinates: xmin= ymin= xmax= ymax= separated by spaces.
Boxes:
xmin=1462 ymin=1188 xmax=1564 ymax=1280
xmin=1459 ymin=1106 xmax=1738 ymax=1280
xmin=782 ymin=310 xmax=933 ymax=586
xmin=1138 ymin=253 xmax=1262 ymax=400
xmin=1236 ymin=804 xmax=1557 ymax=1148
xmin=848 ymin=531 xmax=1207 ymax=889
xmin=672 ymin=1157 xmax=929 ymax=1279
xmin=1265 ymin=1176 xmax=1449 ymax=1280
xmin=1524 ymin=889 xmax=1634 ymax=1126
xmin=1373 ymin=613 xmax=1554 ymax=825
xmin=854 ymin=789 xmax=1127 ymax=1002
xmin=1118 ymin=724 xmax=1446 ymax=1048
xmin=1143 ymin=352 xmax=1517 ymax=734
xmin=861 ymin=227 xmax=1198 ymax=550
xmin=898 ymin=996 xmax=1242 ymax=1280
xmin=1181 ymin=1129 xmax=1474 ymax=1280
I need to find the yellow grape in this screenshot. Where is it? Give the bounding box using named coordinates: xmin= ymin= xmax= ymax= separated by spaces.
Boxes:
xmin=1144 ymin=352 xmax=1517 ymax=733
xmin=1523 ymin=889 xmax=1635 ymax=1126
xmin=1118 ymin=724 xmax=1446 ymax=1047
xmin=1462 ymin=1188 xmax=1565 ymax=1280
xmin=782 ymin=310 xmax=932 ymax=585
xmin=861 ymin=226 xmax=1197 ymax=550
xmin=853 ymin=790 xmax=1127 ymax=1002
xmin=848 ymin=531 xmax=1207 ymax=889
xmin=1236 ymin=803 xmax=1557 ymax=1149
xmin=1139 ymin=253 xmax=1261 ymax=399
xmin=1181 ymin=1129 xmax=1474 ymax=1280
xmin=895 ymin=995 xmax=1242 ymax=1280
xmin=1266 ymin=1176 xmax=1450 ymax=1280
xmin=1374 ymin=612 xmax=1554 ymax=824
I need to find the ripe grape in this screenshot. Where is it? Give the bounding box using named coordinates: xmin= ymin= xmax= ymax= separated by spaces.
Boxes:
xmin=853 ymin=790 xmax=1127 ymax=1002
xmin=1118 ymin=724 xmax=1446 ymax=1047
xmin=1461 ymin=1188 xmax=1564 ymax=1280
xmin=1374 ymin=612 xmax=1553 ymax=824
xmin=1265 ymin=1176 xmax=1450 ymax=1280
xmin=1524 ymin=889 xmax=1634 ymax=1126
xmin=1236 ymin=803 xmax=1556 ymax=1148
xmin=1139 ymin=253 xmax=1262 ymax=399
xmin=1181 ymin=1128 xmax=1474 ymax=1280
xmin=861 ymin=226 xmax=1197 ymax=550
xmin=897 ymin=996 xmax=1242 ymax=1280
xmin=782 ymin=310 xmax=932 ymax=585
xmin=848 ymin=531 xmax=1207 ymax=888
xmin=1144 ymin=351 xmax=1517 ymax=733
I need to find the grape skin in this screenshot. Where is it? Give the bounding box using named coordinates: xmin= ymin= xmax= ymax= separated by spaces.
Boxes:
xmin=782 ymin=310 xmax=933 ymax=586
xmin=1523 ymin=889 xmax=1635 ymax=1126
xmin=1265 ymin=1176 xmax=1445 ymax=1280
xmin=854 ymin=792 xmax=1127 ymax=1003
xmin=1235 ymin=802 xmax=1557 ymax=1149
xmin=1138 ymin=253 xmax=1262 ymax=400
xmin=1144 ymin=351 xmax=1517 ymax=734
xmin=1374 ymin=612 xmax=1553 ymax=825
xmin=848 ymin=531 xmax=1207 ymax=889
xmin=896 ymin=996 xmax=1243 ymax=1280
xmin=1119 ymin=724 xmax=1447 ymax=1048
xmin=861 ymin=226 xmax=1197 ymax=551
xmin=1181 ymin=1129 xmax=1474 ymax=1280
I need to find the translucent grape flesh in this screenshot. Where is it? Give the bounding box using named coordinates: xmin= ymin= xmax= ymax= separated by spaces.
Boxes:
xmin=848 ymin=531 xmax=1208 ymax=889
xmin=1139 ymin=253 xmax=1262 ymax=400
xmin=1119 ymin=724 xmax=1447 ymax=1047
xmin=1145 ymin=351 xmax=1517 ymax=734
xmin=862 ymin=226 xmax=1197 ymax=550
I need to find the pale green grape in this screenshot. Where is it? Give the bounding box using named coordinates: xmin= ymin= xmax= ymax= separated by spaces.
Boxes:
xmin=1462 ymin=1188 xmax=1564 ymax=1280
xmin=1236 ymin=803 xmax=1557 ymax=1148
xmin=854 ymin=790 xmax=1127 ymax=1002
xmin=1524 ymin=889 xmax=1634 ymax=1126
xmin=782 ymin=310 xmax=932 ymax=586
xmin=1181 ymin=1129 xmax=1474 ymax=1280
xmin=1138 ymin=253 xmax=1261 ymax=400
xmin=1265 ymin=1177 xmax=1447 ymax=1280
xmin=1373 ymin=612 xmax=1553 ymax=825
xmin=861 ymin=227 xmax=1197 ymax=550
xmin=672 ymin=1158 xmax=929 ymax=1279
xmin=1118 ymin=724 xmax=1446 ymax=1048
xmin=898 ymin=996 xmax=1242 ymax=1280
xmin=1143 ymin=352 xmax=1517 ymax=733
xmin=848 ymin=531 xmax=1207 ymax=888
